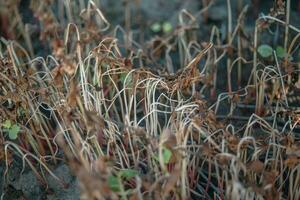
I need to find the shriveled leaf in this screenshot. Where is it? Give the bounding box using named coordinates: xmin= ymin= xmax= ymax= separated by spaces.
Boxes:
xmin=161 ymin=128 xmax=177 ymax=148
xmin=61 ymin=58 xmax=76 ymax=76
xmin=263 ymin=170 xmax=278 ymax=185
xmin=85 ymin=110 xmax=105 ymax=131
xmin=285 ymin=155 xmax=299 ymax=168
xmin=8 ymin=124 xmax=20 ymax=140
xmin=258 ymin=44 xmax=273 ymax=58
xmin=163 ymin=165 xmax=181 ymax=197
xmin=247 ymin=160 xmax=264 ymax=173
xmin=286 ymin=145 xmax=300 ymax=156
xmin=51 ymin=66 xmax=64 ymax=87
xmin=129 ymin=192 xmax=139 ymax=200
xmin=120 ymin=169 xmax=138 ymax=179
xmin=67 ymin=80 xmax=79 ymax=108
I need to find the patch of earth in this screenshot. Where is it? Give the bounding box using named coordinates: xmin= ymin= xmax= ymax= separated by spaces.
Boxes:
xmin=0 ymin=161 xmax=80 ymax=200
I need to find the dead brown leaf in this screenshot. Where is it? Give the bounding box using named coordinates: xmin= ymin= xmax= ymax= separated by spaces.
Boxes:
xmin=247 ymin=160 xmax=265 ymax=174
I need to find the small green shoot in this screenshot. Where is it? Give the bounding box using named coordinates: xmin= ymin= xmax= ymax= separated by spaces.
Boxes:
xmin=162 ymin=147 xmax=172 ymax=164
xmin=119 ymin=169 xmax=138 ymax=179
xmin=150 ymin=22 xmax=161 ymax=33
xmin=153 ymin=147 xmax=173 ymax=164
xmin=258 ymin=44 xmax=292 ymax=60
xmin=108 ymin=169 xmax=138 ymax=192
xmin=120 ymin=72 xmax=132 ymax=85
xmin=2 ymin=120 xmax=21 ymax=140
xmin=2 ymin=119 xmax=12 ymax=129
xmin=257 ymin=44 xmax=273 ymax=58
xmin=108 ymin=175 xmax=120 ymax=192
xmin=275 ymin=46 xmax=293 ymax=60
xmin=162 ymin=22 xmax=172 ymax=33
xmin=151 ymin=21 xmax=172 ymax=33
xmin=275 ymin=46 xmax=285 ymax=58
xmin=8 ymin=124 xmax=21 ymax=140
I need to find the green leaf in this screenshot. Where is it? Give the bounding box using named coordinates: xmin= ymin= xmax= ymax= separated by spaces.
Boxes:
xmin=153 ymin=148 xmax=173 ymax=164
xmin=120 ymin=72 xmax=132 ymax=86
xmin=120 ymin=169 xmax=138 ymax=179
xmin=275 ymin=46 xmax=286 ymax=58
xmin=17 ymin=106 xmax=27 ymax=117
xmin=120 ymin=73 xmax=127 ymax=84
xmin=275 ymin=46 xmax=293 ymax=60
xmin=153 ymin=154 xmax=159 ymax=162
xmin=162 ymin=147 xmax=172 ymax=164
xmin=150 ymin=22 xmax=161 ymax=33
xmin=2 ymin=120 xmax=12 ymax=129
xmin=8 ymin=124 xmax=20 ymax=140
xmin=162 ymin=22 xmax=172 ymax=33
xmin=258 ymin=44 xmax=273 ymax=58
xmin=108 ymin=175 xmax=120 ymax=192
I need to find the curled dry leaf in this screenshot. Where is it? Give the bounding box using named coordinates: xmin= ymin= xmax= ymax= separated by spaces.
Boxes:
xmin=262 ymin=170 xmax=278 ymax=187
xmin=84 ymin=110 xmax=105 ymax=132
xmin=284 ymin=144 xmax=300 ymax=168
xmin=51 ymin=65 xmax=64 ymax=87
xmin=163 ymin=164 xmax=181 ymax=197
xmin=160 ymin=128 xmax=177 ymax=149
xmin=247 ymin=160 xmax=265 ymax=174
xmin=286 ymin=144 xmax=300 ymax=156
xmin=60 ymin=57 xmax=77 ymax=76
xmin=227 ymin=135 xmax=239 ymax=152
xmin=67 ymin=80 xmax=79 ymax=108
xmin=200 ymin=143 xmax=216 ymax=157
xmin=160 ymin=128 xmax=179 ymax=164
xmin=0 ymin=136 xmax=5 ymax=161
xmin=284 ymin=155 xmax=300 ymax=168
xmin=124 ymin=58 xmax=132 ymax=69
xmin=77 ymin=168 xmax=117 ymax=200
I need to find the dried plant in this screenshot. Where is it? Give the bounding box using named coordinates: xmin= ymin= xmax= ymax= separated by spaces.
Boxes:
xmin=0 ymin=0 xmax=300 ymax=199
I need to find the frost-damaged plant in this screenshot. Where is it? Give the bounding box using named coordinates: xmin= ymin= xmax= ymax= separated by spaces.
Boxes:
xmin=1 ymin=0 xmax=300 ymax=199
xmin=0 ymin=42 xmax=66 ymax=188
xmin=52 ymin=34 xmax=215 ymax=198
